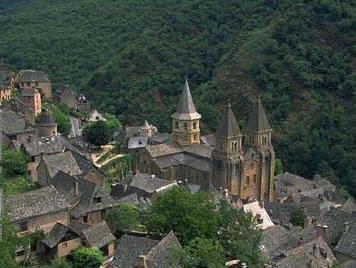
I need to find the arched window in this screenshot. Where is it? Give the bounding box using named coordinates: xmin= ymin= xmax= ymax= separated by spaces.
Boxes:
xmin=246 ymin=176 xmax=250 ymax=185
xmin=253 ymin=174 xmax=257 ymax=183
xmin=175 ymin=121 xmax=179 ymax=129
xmin=193 ymin=122 xmax=197 ymax=129
xmin=232 ymin=141 xmax=238 ymax=151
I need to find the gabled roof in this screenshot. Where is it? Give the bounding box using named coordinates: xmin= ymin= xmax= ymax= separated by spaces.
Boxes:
xmin=0 ymin=110 xmax=26 ymax=135
xmin=246 ymin=99 xmax=272 ymax=132
xmin=81 ymin=221 xmax=115 ymax=248
xmin=243 ymin=200 xmax=274 ymax=230
xmin=335 ymin=224 xmax=356 ymax=259
xmin=41 ymin=151 xmax=82 ymax=178
xmin=42 ymin=222 xmax=71 ymax=248
xmin=341 ymin=198 xmax=356 ymax=214
xmin=7 ymin=186 xmax=70 ymax=222
xmin=171 ymin=80 xmax=201 ymax=120
xmin=110 ymin=232 xmax=181 ymax=268
xmin=19 ymin=70 xmax=50 ymax=82
xmin=37 ymin=111 xmax=56 ymax=126
xmin=216 ymin=102 xmax=241 ymax=137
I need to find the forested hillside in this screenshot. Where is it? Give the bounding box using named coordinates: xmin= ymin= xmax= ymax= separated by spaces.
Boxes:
xmin=0 ymin=0 xmax=355 ymax=195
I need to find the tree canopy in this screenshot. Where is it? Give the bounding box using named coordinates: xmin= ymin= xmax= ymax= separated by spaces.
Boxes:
xmin=83 ymin=121 xmax=114 ymax=146
xmin=71 ymin=248 xmax=104 ymax=268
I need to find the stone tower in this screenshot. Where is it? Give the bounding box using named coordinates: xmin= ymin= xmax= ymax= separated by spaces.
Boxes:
xmin=171 ymin=80 xmax=201 ymax=146
xmin=211 ymin=103 xmax=244 ymax=193
xmin=36 ymin=111 xmax=57 ymax=137
xmin=243 ymin=99 xmax=275 ymax=202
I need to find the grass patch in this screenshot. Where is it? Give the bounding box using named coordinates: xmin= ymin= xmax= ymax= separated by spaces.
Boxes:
xmin=101 ymin=154 xmax=131 ymax=180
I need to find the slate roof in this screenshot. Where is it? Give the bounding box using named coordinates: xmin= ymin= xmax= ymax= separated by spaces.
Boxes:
xmin=153 ymin=153 xmax=211 ymax=172
xmin=110 ymin=232 xmax=181 ymax=268
xmin=21 ymin=87 xmax=39 ymax=97
xmin=341 ymin=260 xmax=356 ymax=268
xmin=117 ymin=193 xmax=140 ymax=206
xmin=42 ymin=222 xmax=70 ymax=248
xmin=82 ymin=221 xmax=115 ymax=248
xmin=216 ymin=102 xmax=241 ymax=137
xmin=171 ymin=80 xmax=201 ymax=120
xmin=261 ymin=225 xmax=300 ymax=260
xmin=42 ymin=151 xmax=82 ymax=178
xmin=243 ymin=201 xmax=274 ymax=230
xmin=71 ymin=150 xmax=105 ymax=177
xmin=122 ymin=173 xmax=178 ymax=194
xmin=184 ymin=144 xmax=213 ymax=158
xmin=110 ymin=235 xmax=159 ymax=268
xmin=19 ymin=70 xmax=50 ymax=82
xmin=52 ymin=173 xmax=118 ymax=218
xmin=146 ymin=144 xmax=183 ymax=158
xmin=128 ymin=136 xmax=149 ymax=150
xmin=246 ymin=99 xmax=271 ymax=132
xmin=37 ymin=111 xmax=56 ymax=125
xmin=274 ymin=236 xmax=336 ymax=268
xmin=334 ymin=224 xmax=356 ymax=259
xmin=0 ymin=110 xmax=26 ymax=135
xmin=200 ymin=134 xmax=216 ymax=147
xmin=341 ymin=198 xmax=356 ymax=214
xmin=149 ymin=133 xmax=172 ymax=145
xmin=7 ymin=186 xmax=70 ymax=222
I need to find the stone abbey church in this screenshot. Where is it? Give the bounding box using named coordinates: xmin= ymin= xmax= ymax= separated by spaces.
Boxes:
xmin=132 ymin=80 xmax=275 ymax=202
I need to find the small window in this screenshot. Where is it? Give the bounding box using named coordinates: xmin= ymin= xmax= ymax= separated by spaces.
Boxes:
xmin=27 ymin=82 xmax=30 ymax=86
xmin=21 ymin=82 xmax=24 ymax=87
xmin=16 ymin=250 xmax=25 ymax=257
xmin=194 ymin=134 xmax=198 ymax=141
xmin=184 ymin=123 xmax=188 ymax=130
xmin=94 ymin=197 xmax=102 ymax=203
xmin=232 ymin=141 xmax=238 ymax=150
xmin=175 ymin=121 xmax=179 ymax=129
xmin=83 ymin=215 xmax=88 ymax=223
xmin=35 ymin=82 xmax=39 ymax=86
xmin=18 ymin=222 xmax=28 ymax=232
xmin=253 ymin=175 xmax=257 ymax=183
xmin=62 ymin=243 xmax=68 ymax=248
xmin=193 ymin=122 xmax=197 ymax=129
xmin=246 ymin=176 xmax=250 ymax=185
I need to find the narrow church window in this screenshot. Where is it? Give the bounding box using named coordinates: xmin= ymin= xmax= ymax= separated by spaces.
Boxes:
xmin=253 ymin=174 xmax=257 ymax=183
xmin=193 ymin=122 xmax=197 ymax=129
xmin=262 ymin=136 xmax=267 ymax=144
xmin=194 ymin=134 xmax=198 ymax=141
xmin=176 ymin=121 xmax=179 ymax=129
xmin=232 ymin=141 xmax=238 ymax=151
xmin=246 ymin=176 xmax=250 ymax=185
xmin=184 ymin=123 xmax=188 ymax=130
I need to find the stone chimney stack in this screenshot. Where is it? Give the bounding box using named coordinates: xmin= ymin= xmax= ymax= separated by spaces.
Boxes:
xmin=316 ymin=224 xmax=328 ymax=240
xmin=73 ymin=181 xmax=79 ymax=196
xmin=137 ymin=255 xmax=148 ymax=268
xmin=304 ymin=217 xmax=312 ymax=228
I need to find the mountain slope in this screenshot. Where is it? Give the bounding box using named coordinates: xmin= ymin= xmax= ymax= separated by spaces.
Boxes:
xmin=0 ymin=0 xmax=355 ymax=194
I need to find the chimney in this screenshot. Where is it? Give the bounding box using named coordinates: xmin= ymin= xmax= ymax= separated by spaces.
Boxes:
xmin=316 ymin=224 xmax=328 ymax=240
xmin=313 ymin=244 xmax=320 ymax=258
xmin=344 ymin=221 xmax=350 ymax=233
xmin=137 ymin=255 xmax=148 ymax=268
xmin=304 ymin=217 xmax=312 ymax=228
xmin=223 ymin=188 xmax=229 ymax=197
xmin=73 ymin=181 xmax=79 ymax=196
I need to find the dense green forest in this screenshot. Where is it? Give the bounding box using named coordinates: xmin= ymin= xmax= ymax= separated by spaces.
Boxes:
xmin=0 ymin=0 xmax=355 ymax=194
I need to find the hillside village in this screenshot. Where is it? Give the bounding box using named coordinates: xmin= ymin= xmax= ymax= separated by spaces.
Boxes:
xmin=1 ymin=66 xmax=356 ymax=268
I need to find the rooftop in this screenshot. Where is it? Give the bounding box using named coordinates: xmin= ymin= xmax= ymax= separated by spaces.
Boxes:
xmin=19 ymin=70 xmax=50 ymax=82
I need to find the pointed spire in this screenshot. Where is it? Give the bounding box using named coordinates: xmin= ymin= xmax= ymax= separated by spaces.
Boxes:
xmin=216 ymin=102 xmax=241 ymax=137
xmin=171 ymin=79 xmax=201 ymax=120
xmin=246 ymin=99 xmax=272 ymax=132
xmin=143 ymin=120 xmax=150 ymax=128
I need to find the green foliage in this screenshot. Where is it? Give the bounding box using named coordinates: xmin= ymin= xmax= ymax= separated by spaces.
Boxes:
xmin=275 ymin=159 xmax=283 ymax=175
xmin=0 ymin=0 xmax=355 ymax=196
xmin=39 ymin=258 xmax=73 ymax=268
xmin=1 ymin=148 xmax=27 ymax=176
xmin=290 ymin=206 xmax=307 ymax=227
xmin=173 ymin=238 xmax=225 ymax=268
xmin=101 ymin=154 xmax=131 ymax=179
xmin=71 ymin=248 xmax=104 ymax=268
xmin=0 ymin=175 xmax=36 ymax=196
xmin=0 ymin=216 xmax=25 ymax=268
xmin=146 ymin=188 xmax=219 ymax=245
xmin=83 ymin=121 xmax=114 ymax=146
xmin=104 ymin=113 xmax=121 ymax=131
xmin=105 ymin=205 xmax=140 ymax=233
xmin=52 ymin=104 xmax=71 ymax=136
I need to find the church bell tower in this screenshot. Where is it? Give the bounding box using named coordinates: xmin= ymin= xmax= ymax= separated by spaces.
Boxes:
xmin=171 ymin=80 xmax=201 ymax=146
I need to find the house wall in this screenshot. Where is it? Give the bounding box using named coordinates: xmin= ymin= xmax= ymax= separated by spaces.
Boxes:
xmin=60 ymin=92 xmax=76 ymax=109
xmin=57 ymin=237 xmax=82 ymax=257
xmin=14 ymin=209 xmax=69 ymax=237
xmin=37 ymin=161 xmax=50 ymax=186
xmin=108 ymin=241 xmax=115 ymax=256
xmin=87 ymin=211 xmax=102 ymax=224
xmin=84 ymin=169 xmax=105 ymax=186
xmin=20 ymin=81 xmax=51 ymax=99
xmin=0 ymin=87 xmax=11 ymax=103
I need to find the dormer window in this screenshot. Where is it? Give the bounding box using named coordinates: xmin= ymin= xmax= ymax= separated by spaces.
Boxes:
xmin=94 ymin=197 xmax=102 ymax=203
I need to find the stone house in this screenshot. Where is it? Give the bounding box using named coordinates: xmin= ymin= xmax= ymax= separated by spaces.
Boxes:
xmin=110 ymin=172 xmax=178 ymax=201
xmin=334 ymin=224 xmax=356 ymax=263
xmin=87 ymin=109 xmax=107 ymax=122
xmin=59 ymin=87 xmax=77 ymax=109
xmin=7 ymin=186 xmax=71 ymax=265
xmin=109 ymin=231 xmax=181 ymax=268
xmin=52 ymin=172 xmax=118 ymax=224
xmin=36 ymin=111 xmax=58 ymax=137
xmin=243 ymin=200 xmax=274 ymax=230
xmin=0 ymin=70 xmax=14 ymax=104
xmin=17 ymin=70 xmax=52 ymax=99
xmin=21 ymin=87 xmax=41 ymax=116
xmin=76 ymin=94 xmax=91 ymax=114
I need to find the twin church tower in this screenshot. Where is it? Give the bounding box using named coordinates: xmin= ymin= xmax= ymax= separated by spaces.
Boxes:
xmin=132 ymin=80 xmax=275 ymax=202
xmin=170 ymin=80 xmax=275 ymax=202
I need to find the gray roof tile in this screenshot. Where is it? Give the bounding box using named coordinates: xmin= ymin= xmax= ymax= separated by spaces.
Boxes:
xmin=216 ymin=102 xmax=241 ymax=137
xmin=246 ymin=99 xmax=272 ymax=132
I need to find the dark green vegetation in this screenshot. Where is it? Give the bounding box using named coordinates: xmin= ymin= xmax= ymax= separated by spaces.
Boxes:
xmin=71 ymin=248 xmax=104 ymax=268
xmin=83 ymin=121 xmax=114 ymax=147
xmin=0 ymin=0 xmax=355 ymax=194
xmin=146 ymin=188 xmax=264 ymax=266
xmin=290 ymin=205 xmax=308 ymax=227
xmin=105 ymin=204 xmax=140 ymax=234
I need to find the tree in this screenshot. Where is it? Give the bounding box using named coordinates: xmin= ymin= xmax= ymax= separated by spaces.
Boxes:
xmin=146 ymin=188 xmax=219 ymax=245
xmin=105 ymin=205 xmax=140 ymax=233
xmin=290 ymin=205 xmax=307 ymax=227
xmin=40 ymin=258 xmax=72 ymax=268
xmin=52 ymin=105 xmax=71 ymax=136
xmin=83 ymin=121 xmax=114 ymax=147
xmin=1 ymin=147 xmax=28 ymax=176
xmin=218 ymin=201 xmax=265 ymax=267
xmin=71 ymin=248 xmax=104 ymax=268
xmin=104 ymin=113 xmax=121 ymax=131
xmin=173 ymin=238 xmax=225 ymax=268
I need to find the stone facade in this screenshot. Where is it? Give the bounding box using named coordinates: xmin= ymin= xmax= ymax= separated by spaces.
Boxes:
xmin=132 ymin=81 xmax=275 ymax=202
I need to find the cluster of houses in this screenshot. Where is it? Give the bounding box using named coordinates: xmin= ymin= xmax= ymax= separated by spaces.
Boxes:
xmin=1 ymin=68 xmax=356 ymax=268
